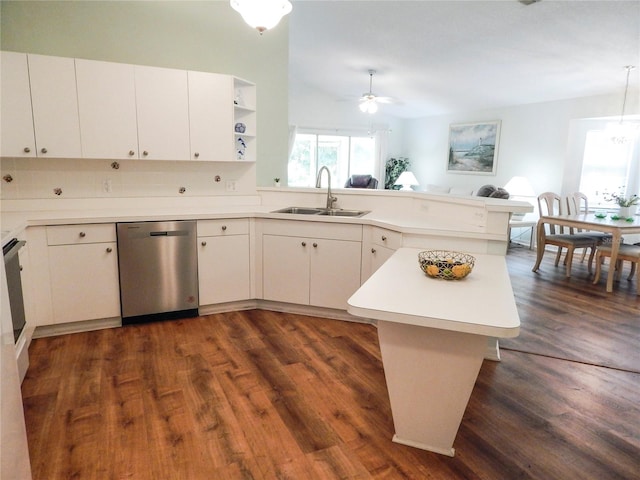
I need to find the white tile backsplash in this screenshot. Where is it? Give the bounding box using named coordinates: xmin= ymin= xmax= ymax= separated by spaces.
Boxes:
xmin=0 ymin=157 xmax=257 ymax=199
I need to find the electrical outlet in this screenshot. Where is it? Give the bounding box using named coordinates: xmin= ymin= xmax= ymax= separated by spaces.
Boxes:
xmin=102 ymin=179 xmax=112 ymax=193
xmin=226 ymin=180 xmax=237 ymax=192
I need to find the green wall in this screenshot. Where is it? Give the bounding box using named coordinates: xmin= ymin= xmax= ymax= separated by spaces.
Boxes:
xmin=0 ymin=1 xmax=289 ymax=186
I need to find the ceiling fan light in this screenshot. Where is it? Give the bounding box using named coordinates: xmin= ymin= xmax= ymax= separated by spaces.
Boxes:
xmin=359 ymin=98 xmax=378 ymax=114
xmin=230 ymin=0 xmax=292 ymax=33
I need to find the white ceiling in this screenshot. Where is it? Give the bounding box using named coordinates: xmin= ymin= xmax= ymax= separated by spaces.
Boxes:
xmin=288 ymin=0 xmax=640 ymax=119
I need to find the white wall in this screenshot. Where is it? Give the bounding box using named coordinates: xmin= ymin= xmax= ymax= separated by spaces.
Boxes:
xmin=402 ymin=90 xmax=639 ymax=197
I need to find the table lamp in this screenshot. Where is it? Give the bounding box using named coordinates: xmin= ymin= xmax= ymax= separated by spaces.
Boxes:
xmin=395 ymin=171 xmax=419 ymax=191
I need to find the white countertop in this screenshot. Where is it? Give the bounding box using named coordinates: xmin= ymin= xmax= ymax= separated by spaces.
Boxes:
xmin=0 ymin=202 xmax=514 ymax=246
xmin=348 ymin=247 xmax=520 ymax=338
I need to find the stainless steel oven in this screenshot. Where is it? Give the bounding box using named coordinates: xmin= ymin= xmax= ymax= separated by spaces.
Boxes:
xmin=3 ymin=238 xmax=26 ymax=343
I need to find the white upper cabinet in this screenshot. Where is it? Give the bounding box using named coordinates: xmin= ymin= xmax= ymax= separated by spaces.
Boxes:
xmin=188 ymin=71 xmax=234 ymax=161
xmin=27 ymin=54 xmax=82 ymax=158
xmin=0 ymin=51 xmax=36 ymax=157
xmin=1 ymin=52 xmax=254 ymax=162
xmin=75 ymin=59 xmax=139 ymax=160
xmin=134 ymin=65 xmax=190 ymax=161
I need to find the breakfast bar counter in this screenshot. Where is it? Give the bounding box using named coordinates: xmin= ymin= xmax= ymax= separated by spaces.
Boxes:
xmin=348 ymin=248 xmax=520 ymax=456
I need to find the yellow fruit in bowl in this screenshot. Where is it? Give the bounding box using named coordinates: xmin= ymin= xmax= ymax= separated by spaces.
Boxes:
xmin=451 ymin=264 xmax=471 ymax=278
xmin=426 ymin=264 xmax=439 ymax=276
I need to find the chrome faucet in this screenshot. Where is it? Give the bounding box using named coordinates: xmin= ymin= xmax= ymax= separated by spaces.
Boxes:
xmin=316 ymin=166 xmax=337 ymax=209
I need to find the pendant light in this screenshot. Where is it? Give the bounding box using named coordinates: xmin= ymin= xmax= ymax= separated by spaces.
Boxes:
xmin=608 ymin=65 xmax=639 ymax=144
xmin=230 ymin=0 xmax=292 ymax=34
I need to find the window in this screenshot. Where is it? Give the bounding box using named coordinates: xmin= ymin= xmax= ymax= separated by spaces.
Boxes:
xmin=288 ymin=132 xmax=376 ymax=188
xmin=579 ymin=129 xmax=639 ymax=208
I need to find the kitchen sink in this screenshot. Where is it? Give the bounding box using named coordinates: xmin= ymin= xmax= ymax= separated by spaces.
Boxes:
xmin=317 ymin=209 xmax=370 ymax=217
xmin=271 ymin=207 xmax=369 ymax=218
xmin=272 ymin=206 xmax=326 ymax=215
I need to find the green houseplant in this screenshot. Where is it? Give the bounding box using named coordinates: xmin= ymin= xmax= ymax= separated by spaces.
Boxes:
xmin=385 ymin=157 xmax=410 ymax=190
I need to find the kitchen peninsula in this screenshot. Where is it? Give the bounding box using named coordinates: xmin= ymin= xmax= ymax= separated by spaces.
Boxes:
xmin=348 ymin=247 xmax=520 ymax=456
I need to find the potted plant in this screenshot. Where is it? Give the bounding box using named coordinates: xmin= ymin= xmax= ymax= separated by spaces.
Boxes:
xmin=604 ymin=188 xmax=639 ymax=218
xmin=384 ymin=157 xmax=410 ymax=190
xmin=274 ymin=177 xmax=281 ymax=187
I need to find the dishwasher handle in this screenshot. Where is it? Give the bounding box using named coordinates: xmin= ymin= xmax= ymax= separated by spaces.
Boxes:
xmin=149 ymin=230 xmax=189 ymax=237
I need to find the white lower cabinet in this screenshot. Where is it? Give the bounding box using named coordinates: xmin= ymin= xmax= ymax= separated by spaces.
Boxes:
xmin=262 ymin=221 xmax=363 ymax=310
xmin=47 ymin=224 xmax=120 ymax=324
xmin=362 ymin=226 xmax=402 ymax=282
xmin=197 ymin=219 xmax=250 ymax=304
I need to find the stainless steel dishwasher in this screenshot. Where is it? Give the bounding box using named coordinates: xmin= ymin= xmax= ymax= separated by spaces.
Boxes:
xmin=117 ymin=220 xmax=198 ymax=325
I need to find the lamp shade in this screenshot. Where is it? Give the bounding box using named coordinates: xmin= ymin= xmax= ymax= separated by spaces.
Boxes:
xmin=504 ymin=176 xmax=535 ymax=197
xmin=394 ymin=171 xmax=419 ymax=191
xmin=230 ymin=0 xmax=292 ymax=33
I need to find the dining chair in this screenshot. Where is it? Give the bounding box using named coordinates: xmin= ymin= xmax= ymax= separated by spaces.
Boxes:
xmin=532 ymin=192 xmax=598 ymax=277
xmin=592 ymin=243 xmax=640 ymax=294
xmin=566 ymin=191 xmax=615 ymax=257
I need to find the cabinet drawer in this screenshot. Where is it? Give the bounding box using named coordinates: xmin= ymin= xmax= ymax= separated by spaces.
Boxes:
xmin=46 ymin=223 xmax=116 ymax=246
xmin=197 ymin=218 xmax=249 ymax=237
xmin=372 ymin=227 xmax=402 ymax=249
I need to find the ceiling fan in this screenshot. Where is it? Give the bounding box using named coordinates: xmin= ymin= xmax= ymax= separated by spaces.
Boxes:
xmin=359 ymin=70 xmax=392 ymax=114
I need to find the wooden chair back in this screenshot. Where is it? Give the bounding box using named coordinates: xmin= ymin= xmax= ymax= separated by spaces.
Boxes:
xmin=566 ymin=192 xmax=589 ymax=215
xmin=537 ymin=192 xmax=564 ymax=234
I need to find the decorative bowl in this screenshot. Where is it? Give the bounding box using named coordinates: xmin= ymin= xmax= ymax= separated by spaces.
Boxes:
xmin=418 ymin=250 xmax=475 ymax=280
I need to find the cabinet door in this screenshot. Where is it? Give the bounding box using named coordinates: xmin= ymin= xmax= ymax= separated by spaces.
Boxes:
xmin=76 ymin=59 xmax=139 ymax=159
xmin=263 ymin=235 xmax=310 ymax=305
xmin=188 ymin=71 xmax=234 ymax=161
xmin=371 ymin=245 xmax=395 ymax=276
xmin=135 ymin=65 xmax=190 ymax=160
xmin=310 ymin=239 xmax=362 ymax=310
xmin=48 ymin=243 xmax=120 ymax=323
xmin=198 ymin=235 xmax=250 ymax=304
xmin=0 ymin=51 xmax=36 ymax=157
xmin=27 ymin=54 xmax=82 ymax=158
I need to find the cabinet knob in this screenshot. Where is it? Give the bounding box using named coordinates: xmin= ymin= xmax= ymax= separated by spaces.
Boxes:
xmin=40 ymin=147 xmax=48 ymax=154
xmin=23 ymin=147 xmax=31 ymax=153
xmin=106 ymin=247 xmax=112 ymax=253
xmin=371 ymin=248 xmax=376 ymax=254
xmin=221 ymin=225 xmax=227 ymax=231
xmin=313 ymin=242 xmax=318 ymax=248
xmin=301 ymin=242 xmax=306 ymax=247
xmin=201 ymin=241 xmax=207 ymax=246
xmin=143 ymin=150 xmax=149 ymax=156
xmin=194 ymin=152 xmax=200 ymax=158
xmin=381 ymin=236 xmax=387 ymax=241
xmin=79 ymin=232 xmax=86 ymax=238
xmin=128 ymin=150 xmax=135 ymax=156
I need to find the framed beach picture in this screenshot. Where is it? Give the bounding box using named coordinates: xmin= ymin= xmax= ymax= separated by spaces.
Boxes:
xmin=447 ymin=121 xmax=501 ymax=175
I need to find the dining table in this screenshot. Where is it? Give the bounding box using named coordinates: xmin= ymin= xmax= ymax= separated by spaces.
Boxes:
xmin=535 ymin=213 xmax=640 ymax=292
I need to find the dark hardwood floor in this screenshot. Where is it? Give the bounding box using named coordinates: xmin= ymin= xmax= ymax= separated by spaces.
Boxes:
xmin=21 ymin=247 xmax=640 ymax=479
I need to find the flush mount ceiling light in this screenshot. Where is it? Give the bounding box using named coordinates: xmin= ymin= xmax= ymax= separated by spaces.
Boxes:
xmin=607 ymin=65 xmax=639 ymax=144
xmin=230 ymin=0 xmax=292 ymax=34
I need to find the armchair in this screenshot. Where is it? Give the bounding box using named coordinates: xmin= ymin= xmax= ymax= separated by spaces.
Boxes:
xmin=344 ymin=174 xmax=378 ymax=189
